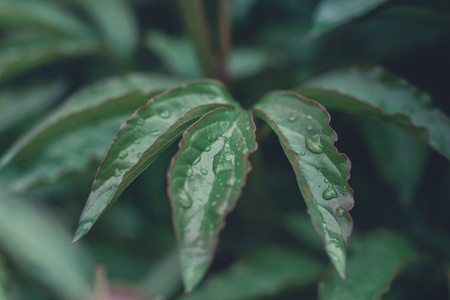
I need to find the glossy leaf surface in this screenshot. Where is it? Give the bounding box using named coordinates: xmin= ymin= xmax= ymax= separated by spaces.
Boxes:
xmin=169 ymin=108 xmax=257 ymax=292
xmin=75 ymin=81 xmax=239 ymax=242
xmin=253 ymin=91 xmax=354 ymax=279
xmin=0 ymin=186 xmax=92 ymax=300
xmin=319 ymin=230 xmax=417 ymax=300
xmin=294 ymin=66 xmax=450 ymax=160
xmin=176 ymin=247 xmax=324 ymax=300
xmin=0 ymin=0 xmax=91 ymax=37
xmin=0 ymin=36 xmax=99 ymax=82
xmin=0 ymin=74 xmax=180 ymax=188
xmin=306 ymin=0 xmax=388 ymax=40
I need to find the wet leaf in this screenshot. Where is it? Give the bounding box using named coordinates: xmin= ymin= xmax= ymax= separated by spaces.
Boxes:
xmin=176 ymin=247 xmax=324 ymax=300
xmin=0 ymin=186 xmax=92 ymax=300
xmin=74 ymin=81 xmax=239 ymax=243
xmin=0 ymin=0 xmax=92 ymax=37
xmin=169 ymin=108 xmax=257 ymax=292
xmin=0 ymin=36 xmax=99 ymax=82
xmin=319 ymin=230 xmax=417 ymax=300
xmin=252 ymin=91 xmax=354 ymax=279
xmin=0 ymin=74 xmax=181 ymax=189
xmin=306 ymin=0 xmax=388 ymax=40
xmin=294 ymin=65 xmax=450 ymax=160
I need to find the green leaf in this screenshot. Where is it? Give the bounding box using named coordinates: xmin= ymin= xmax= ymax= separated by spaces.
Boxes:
xmin=76 ymin=0 xmax=138 ymax=58
xmin=0 ymin=255 xmax=9 ymax=300
xmin=176 ymin=247 xmax=324 ymax=300
xmin=293 ymin=65 xmax=450 ymax=160
xmin=1 ymin=74 xmax=181 ymax=189
xmin=74 ymin=81 xmax=239 ymax=243
xmin=306 ymin=0 xmax=388 ymax=40
xmin=169 ymin=107 xmax=257 ymax=292
xmin=361 ymin=120 xmax=428 ymax=206
xmin=0 ymin=0 xmax=92 ymax=37
xmin=0 ymin=186 xmax=92 ymax=300
xmin=0 ymin=36 xmax=99 ymax=82
xmin=319 ymin=230 xmax=417 ymax=300
xmin=0 ymin=81 xmax=66 ymax=135
xmin=252 ymin=91 xmax=354 ymax=279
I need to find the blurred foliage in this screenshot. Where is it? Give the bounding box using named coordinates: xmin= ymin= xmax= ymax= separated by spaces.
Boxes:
xmin=0 ymin=0 xmax=449 ymax=299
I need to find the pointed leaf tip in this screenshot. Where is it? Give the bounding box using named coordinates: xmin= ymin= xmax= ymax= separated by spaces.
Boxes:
xmin=169 ymin=108 xmax=257 ymax=291
xmin=252 ymin=91 xmax=353 ymax=279
xmin=76 ymin=81 xmax=239 ymax=238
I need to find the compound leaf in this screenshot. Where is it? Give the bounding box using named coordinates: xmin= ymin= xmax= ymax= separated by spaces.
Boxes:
xmin=252 ymin=91 xmax=354 ymax=279
xmin=176 ymin=247 xmax=324 ymax=300
xmin=169 ymin=108 xmax=257 ymax=292
xmin=74 ymin=81 xmax=239 ymax=242
xmin=294 ymin=65 xmax=450 ymax=160
xmin=319 ymin=230 xmax=417 ymax=300
xmin=0 ymin=74 xmax=181 ymax=189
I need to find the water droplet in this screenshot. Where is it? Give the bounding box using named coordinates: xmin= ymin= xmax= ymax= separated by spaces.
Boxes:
xmin=305 ymin=134 xmax=324 ymax=154
xmin=118 ymin=150 xmax=128 ymax=159
xmin=159 ymin=110 xmax=171 ymax=119
xmin=204 ymin=146 xmax=211 ymax=152
xmin=241 ymin=149 xmax=247 ymax=155
xmin=306 ymin=114 xmax=312 ymax=120
xmin=150 ymin=130 xmax=163 ymax=136
xmin=134 ymin=137 xmax=142 ymax=144
xmin=306 ymin=124 xmax=313 ymax=131
xmin=110 ymin=184 xmax=118 ymax=190
xmin=322 ymin=184 xmax=338 ymax=200
xmin=336 ymin=207 xmax=346 ymax=216
xmin=193 ymin=157 xmax=201 ymax=165
xmin=225 ymin=178 xmax=235 ymax=187
xmin=324 ymin=178 xmax=329 ymax=183
xmin=186 ymin=168 xmax=193 ymax=178
xmin=179 ymin=194 xmax=192 ymax=208
xmin=201 ymin=169 xmax=208 ymax=175
xmin=114 ymin=169 xmax=123 ymax=177
xmin=137 ymin=152 xmax=142 ymax=158
xmin=289 ymin=115 xmax=297 ymax=122
xmin=136 ymin=117 xmax=144 ymax=125
xmin=300 ymin=151 xmax=306 ymax=156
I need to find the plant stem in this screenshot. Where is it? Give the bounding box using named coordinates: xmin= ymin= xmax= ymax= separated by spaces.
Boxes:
xmin=178 ymin=0 xmax=218 ymax=79
xmin=218 ymin=0 xmax=230 ymax=86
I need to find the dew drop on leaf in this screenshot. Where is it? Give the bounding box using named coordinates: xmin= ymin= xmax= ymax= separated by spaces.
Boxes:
xmin=193 ymin=157 xmax=201 ymax=165
xmin=225 ymin=178 xmax=235 ymax=187
xmin=179 ymin=193 xmax=193 ymax=208
xmin=159 ymin=110 xmax=171 ymax=118
xmin=305 ymin=134 xmax=324 ymax=154
xmin=204 ymin=146 xmax=211 ymax=152
xmin=136 ymin=117 xmax=145 ymax=125
xmin=110 ymin=184 xmax=118 ymax=190
xmin=136 ymin=152 xmax=142 ymax=158
xmin=134 ymin=137 xmax=142 ymax=144
xmin=118 ymin=150 xmax=128 ymax=159
xmin=306 ymin=124 xmax=313 ymax=131
xmin=150 ymin=130 xmax=163 ymax=136
xmin=336 ymin=207 xmax=346 ymax=216
xmin=186 ymin=168 xmax=193 ymax=178
xmin=306 ymin=114 xmax=312 ymax=120
xmin=288 ymin=115 xmax=297 ymax=122
xmin=114 ymin=169 xmax=123 ymax=177
xmin=201 ymin=169 xmax=208 ymax=175
xmin=322 ymin=184 xmax=338 ymax=200
xmin=300 ymin=151 xmax=306 ymax=156
xmin=324 ymin=178 xmax=329 ymax=183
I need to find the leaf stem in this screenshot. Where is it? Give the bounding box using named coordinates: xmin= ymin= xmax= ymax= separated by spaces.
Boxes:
xmin=218 ymin=0 xmax=230 ymax=86
xmin=178 ymin=0 xmax=219 ymax=79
